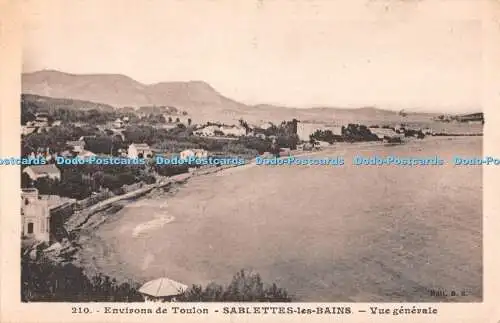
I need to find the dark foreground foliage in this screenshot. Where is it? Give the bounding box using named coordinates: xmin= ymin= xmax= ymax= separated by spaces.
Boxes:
xmin=178 ymin=269 xmax=292 ymax=302
xmin=22 ymin=252 xmax=292 ymax=302
xmin=21 ymin=253 xmax=143 ymax=302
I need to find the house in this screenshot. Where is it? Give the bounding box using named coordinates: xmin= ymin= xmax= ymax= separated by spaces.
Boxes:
xmin=180 ymin=149 xmax=208 ymax=160
xmin=315 ymin=141 xmax=331 ymax=148
xmin=34 ymin=112 xmax=49 ymax=122
xmin=78 ymin=150 xmax=97 ymax=159
xmin=78 ymin=135 xmax=97 ymax=141
xmin=23 ymin=164 xmax=61 ymax=182
xmin=193 ymin=125 xmax=219 ymax=137
xmin=260 ymin=122 xmax=274 ymax=130
xmin=422 ymin=128 xmax=434 ymax=135
xmin=302 ymin=142 xmax=314 ymax=151
xmin=128 ymin=143 xmax=153 ymax=158
xmin=220 ymin=125 xmax=246 ymax=137
xmin=260 ymin=152 xmax=274 ymax=158
xmin=59 ymin=150 xmax=73 ymax=158
xmin=193 ymin=124 xmax=245 ymax=137
xmin=394 ymin=124 xmax=405 ymax=133
xmin=113 ymin=118 xmax=124 ymax=129
xmin=369 ymin=127 xmax=404 ymax=142
xmin=66 ymin=140 xmax=85 ymax=153
xmin=297 ymin=122 xmax=343 ymax=142
xmin=21 ymin=126 xmax=37 ymax=136
xmin=279 ymin=148 xmax=291 ymax=157
xmin=117 ymin=148 xmax=128 ymax=157
xmin=21 ymin=188 xmax=51 ymax=242
xmin=456 ymin=112 xmax=484 ymax=123
xmin=32 ymin=113 xmax=49 ymax=127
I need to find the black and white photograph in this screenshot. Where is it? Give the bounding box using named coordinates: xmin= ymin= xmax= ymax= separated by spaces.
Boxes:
xmin=15 ymin=0 xmax=485 ymax=307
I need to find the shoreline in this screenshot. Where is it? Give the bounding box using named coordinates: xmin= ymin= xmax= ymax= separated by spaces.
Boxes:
xmin=62 ymin=136 xmax=481 ymax=291
xmin=66 ymin=136 xmax=478 ymax=235
xmin=70 ymin=136 xmax=479 ymax=236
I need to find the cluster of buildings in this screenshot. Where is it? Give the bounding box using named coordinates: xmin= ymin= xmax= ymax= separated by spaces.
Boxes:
xmin=23 ymin=164 xmax=61 ymax=182
xmin=296 ymin=122 xmax=343 ymax=142
xmin=368 ymin=127 xmax=404 ymax=141
xmin=26 ymin=137 xmax=98 ymax=163
xmin=112 ymin=116 xmax=130 ymax=129
xmin=21 ymin=113 xmax=61 ymax=136
xmin=433 ymin=112 xmax=484 ymax=124
xmin=455 ymin=113 xmax=484 ymax=124
xmin=193 ymin=124 xmax=246 ymax=137
xmin=128 ymin=142 xmax=208 ymax=161
xmin=297 ymin=120 xmax=437 ymax=144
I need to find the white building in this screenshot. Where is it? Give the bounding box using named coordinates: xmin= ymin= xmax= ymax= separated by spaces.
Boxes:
xmin=21 ymin=126 xmax=37 ymax=136
xmin=23 ymin=164 xmax=61 ymax=182
xmin=128 ymin=143 xmax=153 ymax=158
xmin=315 ymin=141 xmax=331 ymax=148
xmin=180 ymin=149 xmax=208 ymax=160
xmin=78 ymin=150 xmax=97 ymax=159
xmin=21 ymin=188 xmax=50 ymax=242
xmin=220 ymin=125 xmax=246 ymax=137
xmin=194 ymin=124 xmax=246 ymax=137
xmin=79 ymin=135 xmax=97 ymax=141
xmin=260 ymin=122 xmax=274 ymax=130
xmin=369 ymin=127 xmax=404 ymax=141
xmin=193 ymin=125 xmax=219 ymax=137
xmin=113 ymin=118 xmax=124 ymax=129
xmin=422 ymin=128 xmax=434 ymax=135
xmin=297 ymin=122 xmax=343 ymax=142
xmin=66 ymin=140 xmax=85 ymax=153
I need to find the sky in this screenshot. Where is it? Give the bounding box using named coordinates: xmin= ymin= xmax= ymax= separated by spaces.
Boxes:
xmin=21 ymin=0 xmax=485 ymax=112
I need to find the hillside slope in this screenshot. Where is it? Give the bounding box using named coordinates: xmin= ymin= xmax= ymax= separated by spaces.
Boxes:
xmin=23 ymin=70 xmax=435 ymax=124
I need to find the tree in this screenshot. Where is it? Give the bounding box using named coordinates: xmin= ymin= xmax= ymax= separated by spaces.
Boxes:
xmin=310 ymin=129 xmax=342 ymax=144
xmin=34 ymin=177 xmax=59 ymax=195
xmin=341 ymin=124 xmax=379 ymax=142
xmin=21 ymin=172 xmax=33 ymax=188
xmin=239 ymin=118 xmax=250 ymax=135
xmin=21 ymin=251 xmax=143 ymax=302
xmin=178 ymin=269 xmax=292 ymax=302
xmin=85 ymin=137 xmax=113 ymax=154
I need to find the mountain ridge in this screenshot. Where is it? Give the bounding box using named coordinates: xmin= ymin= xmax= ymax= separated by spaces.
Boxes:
xmin=22 ymin=70 xmax=442 ymax=123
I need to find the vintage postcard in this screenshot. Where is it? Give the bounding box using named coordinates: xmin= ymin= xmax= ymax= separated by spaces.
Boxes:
xmin=1 ymin=0 xmax=499 ymax=322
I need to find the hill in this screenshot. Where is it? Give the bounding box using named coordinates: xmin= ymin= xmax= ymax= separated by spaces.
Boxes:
xmin=21 ymin=94 xmax=116 ymax=113
xmin=22 ymin=70 xmax=248 ymax=122
xmin=22 ymin=70 xmax=436 ymax=124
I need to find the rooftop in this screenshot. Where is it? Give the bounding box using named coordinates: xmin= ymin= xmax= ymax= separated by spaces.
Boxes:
xmin=369 ymin=128 xmax=402 ymax=138
xmin=66 ymin=140 xmax=84 ymax=146
xmin=24 ymin=164 xmax=60 ymax=175
xmin=138 ymin=277 xmax=188 ymax=297
xmin=130 ymin=143 xmax=152 ymax=149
